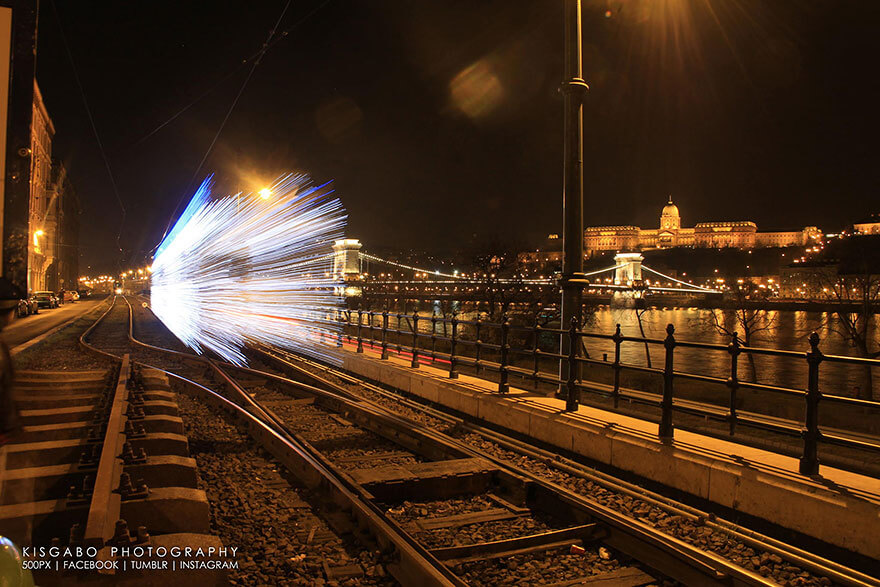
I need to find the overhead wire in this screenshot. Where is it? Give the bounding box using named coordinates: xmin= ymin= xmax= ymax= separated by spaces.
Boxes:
xmin=158 ymin=0 xmax=328 ymax=246
xmin=50 ymin=0 xmax=127 ymax=255
xmin=136 ymin=0 xmax=332 ymax=156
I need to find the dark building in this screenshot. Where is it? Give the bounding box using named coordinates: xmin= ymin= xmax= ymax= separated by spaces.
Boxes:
xmin=0 ymin=0 xmax=38 ymax=293
xmin=47 ymin=160 xmax=80 ymax=291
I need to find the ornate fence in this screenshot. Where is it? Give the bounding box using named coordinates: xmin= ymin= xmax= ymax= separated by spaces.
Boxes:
xmin=338 ymin=309 xmax=880 ymax=478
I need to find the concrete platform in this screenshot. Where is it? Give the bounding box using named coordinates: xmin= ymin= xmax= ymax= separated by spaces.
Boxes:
xmin=337 ymin=345 xmax=880 ymax=560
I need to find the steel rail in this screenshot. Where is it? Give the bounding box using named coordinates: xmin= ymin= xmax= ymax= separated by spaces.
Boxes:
xmin=108 ymin=297 xmax=464 ymax=587
xmin=78 ymin=294 xmax=123 ymax=361
xmin=83 ymin=355 xmax=130 ymax=549
xmin=248 ymin=348 xmax=785 ymax=586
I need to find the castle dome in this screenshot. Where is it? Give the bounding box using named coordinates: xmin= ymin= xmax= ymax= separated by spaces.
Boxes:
xmin=661 ymin=195 xmax=679 ymax=217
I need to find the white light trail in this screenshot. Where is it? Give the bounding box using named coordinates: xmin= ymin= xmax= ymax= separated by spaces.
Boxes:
xmin=150 ymin=173 xmax=347 ymax=365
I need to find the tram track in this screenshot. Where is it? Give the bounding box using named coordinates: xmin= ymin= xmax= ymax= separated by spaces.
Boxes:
xmin=1 ymin=297 xmax=228 ymax=585
xmin=86 ymin=293 xmax=878 ymax=586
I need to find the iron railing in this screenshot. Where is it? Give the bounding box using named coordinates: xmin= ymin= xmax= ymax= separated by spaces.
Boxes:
xmin=337 ymin=309 xmax=880 ymax=477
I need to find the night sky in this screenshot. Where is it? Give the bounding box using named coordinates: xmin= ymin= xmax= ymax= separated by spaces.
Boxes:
xmin=36 ymin=0 xmax=880 ymax=273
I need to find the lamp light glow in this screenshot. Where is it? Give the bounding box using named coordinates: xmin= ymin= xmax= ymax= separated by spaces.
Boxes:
xmin=150 ymin=173 xmax=347 ymax=365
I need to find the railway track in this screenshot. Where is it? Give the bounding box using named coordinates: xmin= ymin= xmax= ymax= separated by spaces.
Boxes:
xmin=82 ymin=294 xmax=878 ymax=586
xmin=249 ymin=349 xmax=880 ymax=587
xmin=1 ymin=302 xmax=224 ymax=584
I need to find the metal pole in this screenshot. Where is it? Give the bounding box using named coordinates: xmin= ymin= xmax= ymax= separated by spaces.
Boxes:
xmin=499 ymin=313 xmax=510 ymax=394
xmin=565 ymin=316 xmax=580 ymax=411
xmin=727 ymin=333 xmax=741 ymax=435
xmin=381 ymin=310 xmax=389 ymax=360
xmin=800 ymin=332 xmax=822 ymax=476
xmin=410 ymin=311 xmax=420 ymax=368
xmin=612 ymin=324 xmax=622 ymax=409
xmin=449 ymin=313 xmax=459 ymax=379
xmin=558 ymin=0 xmax=589 ymax=401
xmin=659 ymin=324 xmax=676 ymax=440
xmin=356 ymin=310 xmax=364 ymax=353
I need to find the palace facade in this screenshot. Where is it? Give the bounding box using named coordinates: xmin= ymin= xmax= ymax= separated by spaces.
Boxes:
xmin=584 ymin=197 xmax=820 ymax=255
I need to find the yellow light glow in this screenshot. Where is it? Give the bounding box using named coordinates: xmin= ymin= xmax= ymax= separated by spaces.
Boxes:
xmin=259 ymin=188 xmax=272 ymax=200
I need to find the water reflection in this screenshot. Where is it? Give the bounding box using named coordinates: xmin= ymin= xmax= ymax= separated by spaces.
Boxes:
xmin=396 ymin=305 xmax=877 ymax=397
xmin=583 ymin=307 xmax=878 ymax=396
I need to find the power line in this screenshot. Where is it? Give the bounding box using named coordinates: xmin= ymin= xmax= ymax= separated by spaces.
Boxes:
xmin=129 ymin=65 xmax=246 ymax=149
xmin=135 ymin=0 xmax=333 ymax=153
xmin=50 ymin=0 xmax=126 ymax=253
xmin=158 ymin=0 xmax=304 ymax=245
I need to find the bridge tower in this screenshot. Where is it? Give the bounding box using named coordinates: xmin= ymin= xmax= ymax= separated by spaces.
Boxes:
xmin=613 ymin=252 xmax=643 ymax=286
xmin=332 ymin=239 xmax=362 ymax=279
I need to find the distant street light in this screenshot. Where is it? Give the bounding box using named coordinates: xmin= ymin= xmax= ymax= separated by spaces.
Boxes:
xmin=259 ymin=188 xmax=272 ymax=200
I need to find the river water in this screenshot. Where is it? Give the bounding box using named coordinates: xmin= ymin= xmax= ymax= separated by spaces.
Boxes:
xmin=387 ymin=303 xmax=878 ymax=398
xmin=583 ymin=307 xmax=878 ymax=397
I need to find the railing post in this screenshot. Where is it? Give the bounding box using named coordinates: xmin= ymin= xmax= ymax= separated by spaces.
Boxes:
xmin=381 ymin=310 xmax=389 ymax=360
xmin=659 ymin=324 xmax=675 ymax=439
xmin=431 ymin=313 xmax=437 ymax=363
xmin=410 ymin=312 xmax=420 ymax=368
xmin=727 ymin=333 xmax=741 ymax=435
xmin=800 ymin=332 xmax=823 ymax=476
xmin=565 ymin=316 xmax=580 ymax=411
xmin=612 ymin=323 xmax=622 ymax=409
xmin=395 ymin=312 xmax=403 ymax=356
xmin=449 ymin=312 xmax=459 ymax=379
xmin=336 ymin=311 xmax=343 ymax=347
xmin=356 ymin=310 xmax=364 ymax=353
xmin=499 ymin=313 xmax=510 ymax=394
xmin=475 ymin=314 xmax=482 ymax=374
xmin=532 ymin=316 xmax=541 ymax=390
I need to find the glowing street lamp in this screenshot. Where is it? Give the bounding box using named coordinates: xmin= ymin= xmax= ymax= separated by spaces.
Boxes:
xmin=259 ymin=188 xmax=272 ymax=200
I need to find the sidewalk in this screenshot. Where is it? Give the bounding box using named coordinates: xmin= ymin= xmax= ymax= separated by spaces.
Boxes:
xmin=8 ymin=298 xmax=105 ymax=354
xmin=335 ymin=341 xmax=880 ymax=560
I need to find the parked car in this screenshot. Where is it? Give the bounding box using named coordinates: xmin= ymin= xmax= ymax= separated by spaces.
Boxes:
xmin=62 ymin=290 xmax=77 ymax=303
xmin=26 ymin=294 xmax=39 ymax=314
xmin=33 ymin=291 xmax=58 ymax=309
xmin=15 ymin=298 xmax=30 ymax=318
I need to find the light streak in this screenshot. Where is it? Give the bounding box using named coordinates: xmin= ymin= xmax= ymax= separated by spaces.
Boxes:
xmin=150 ymin=173 xmax=347 ymax=365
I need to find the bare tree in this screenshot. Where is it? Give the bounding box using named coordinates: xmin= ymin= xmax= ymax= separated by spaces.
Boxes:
xmin=704 ymin=279 xmax=776 ymax=382
xmin=800 ymin=237 xmax=880 ymax=399
xmin=816 ymin=269 xmax=880 ymax=400
xmin=469 ymin=237 xmax=523 ymax=321
xmin=634 ymin=295 xmax=653 ymax=368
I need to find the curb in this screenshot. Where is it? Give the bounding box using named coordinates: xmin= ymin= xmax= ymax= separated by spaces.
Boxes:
xmin=11 ymin=299 xmax=110 ymax=357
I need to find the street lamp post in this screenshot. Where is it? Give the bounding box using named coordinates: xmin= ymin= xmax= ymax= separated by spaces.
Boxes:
xmin=559 ymin=0 xmax=588 ymax=411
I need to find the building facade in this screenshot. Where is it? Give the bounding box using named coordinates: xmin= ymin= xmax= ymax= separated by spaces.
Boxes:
xmin=584 ymin=197 xmax=820 ymax=255
xmin=50 ymin=160 xmax=80 ymax=290
xmin=28 ymin=81 xmax=55 ymax=291
xmin=854 ymin=213 xmax=880 ymax=235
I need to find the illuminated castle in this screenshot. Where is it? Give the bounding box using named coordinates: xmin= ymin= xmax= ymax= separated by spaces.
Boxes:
xmin=583 ymin=196 xmax=820 ymax=255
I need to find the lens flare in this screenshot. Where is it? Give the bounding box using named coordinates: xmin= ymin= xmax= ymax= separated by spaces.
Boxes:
xmin=150 ymin=173 xmax=346 ymax=365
